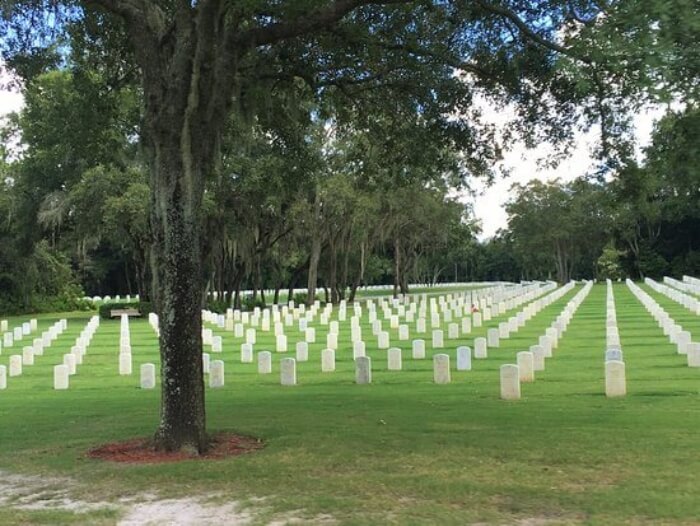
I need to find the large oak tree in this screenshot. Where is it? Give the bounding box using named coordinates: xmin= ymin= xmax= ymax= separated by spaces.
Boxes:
xmin=3 ymin=0 xmax=647 ymax=453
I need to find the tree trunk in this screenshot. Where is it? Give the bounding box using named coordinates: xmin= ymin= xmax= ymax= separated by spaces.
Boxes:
xmin=273 ymin=284 xmax=281 ymax=305
xmin=307 ymin=192 xmax=322 ymax=306
xmin=349 ymin=240 xmax=366 ymax=303
xmin=287 ymin=256 xmax=309 ymax=303
xmin=233 ymin=271 xmax=243 ymax=310
xmin=393 ymin=237 xmax=401 ymax=299
xmin=149 ymin=137 xmax=207 ymax=454
xmin=330 ymin=240 xmax=339 ymax=304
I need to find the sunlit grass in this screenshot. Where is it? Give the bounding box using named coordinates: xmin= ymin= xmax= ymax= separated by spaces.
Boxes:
xmin=0 ymin=283 xmax=699 ymax=525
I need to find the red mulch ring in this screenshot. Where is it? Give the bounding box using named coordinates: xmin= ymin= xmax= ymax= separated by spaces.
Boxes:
xmin=87 ymin=432 xmax=264 ymax=464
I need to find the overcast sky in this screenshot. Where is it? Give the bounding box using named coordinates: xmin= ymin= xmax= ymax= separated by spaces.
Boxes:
xmin=463 ymin=101 xmax=669 ymax=240
xmin=0 ymin=77 xmax=666 ymax=239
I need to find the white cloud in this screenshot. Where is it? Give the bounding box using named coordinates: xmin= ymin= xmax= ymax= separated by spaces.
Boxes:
xmin=466 ymin=103 xmax=668 ymax=240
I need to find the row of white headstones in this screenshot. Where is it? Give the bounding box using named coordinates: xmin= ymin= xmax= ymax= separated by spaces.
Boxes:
xmin=0 ymin=316 xmax=106 ymax=390
xmin=52 ymin=317 xmax=101 ymax=389
xmin=133 ymin=281 xmax=593 ymax=395
xmin=661 ymin=275 xmax=700 ymax=301
xmin=201 ymin=282 xmax=565 ymax=389
xmin=499 ymin=281 xmax=593 ymax=400
xmin=127 ymin=282 xmax=564 ymax=389
xmin=627 ymin=279 xmax=700 ymax=367
xmin=648 ymin=277 xmax=700 ymax=316
xmin=1 ymin=318 xmax=39 ymax=352
xmin=604 ymin=280 xmax=626 ymax=397
xmin=0 ymin=318 xmax=65 ymax=388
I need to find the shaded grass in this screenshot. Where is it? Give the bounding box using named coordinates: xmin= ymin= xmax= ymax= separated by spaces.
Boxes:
xmin=0 ymin=283 xmax=699 ymax=524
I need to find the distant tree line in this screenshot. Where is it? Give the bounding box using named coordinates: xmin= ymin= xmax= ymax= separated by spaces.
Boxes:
xmin=1 ymin=68 xmax=697 ymax=313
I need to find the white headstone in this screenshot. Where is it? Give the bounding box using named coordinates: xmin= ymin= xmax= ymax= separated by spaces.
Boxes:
xmin=474 ymin=337 xmax=487 ymax=359
xmin=387 ymin=347 xmax=402 ymax=371
xmin=281 ymin=358 xmax=297 ymax=386
xmin=538 ymin=335 xmax=553 ymax=358
xmin=378 ymin=331 xmax=390 ymax=349
xmin=605 ymin=360 xmax=626 ymax=397
xmin=241 ymin=342 xmax=253 ymax=363
xmin=398 ymin=324 xmax=409 ymax=341
xmin=516 ymin=351 xmax=534 ymax=382
xmin=119 ymin=353 xmax=132 ymax=375
xmin=353 ymin=340 xmax=366 ymax=359
xmin=258 ymin=351 xmax=272 ymax=374
xmin=686 ymin=343 xmax=700 ymax=367
xmin=487 ymin=328 xmax=499 ymax=348
xmin=355 ymin=356 xmax=372 ymax=384
xmin=432 ymin=330 xmax=444 ymax=349
xmin=500 ymin=364 xmax=521 ymax=400
xmin=461 ymin=318 xmax=472 ymax=334
xmin=472 ymin=312 xmax=482 ymax=327
xmin=22 ymin=346 xmax=34 ymax=365
xmin=202 ymin=352 xmax=211 ymax=374
xmin=276 ymin=334 xmax=288 ymax=353
xmin=321 ymin=349 xmax=335 ymax=372
xmin=605 ymin=348 xmax=623 ymax=362
xmin=326 ymin=332 xmax=337 ymax=351
xmin=433 ymin=354 xmax=450 ymax=384
xmin=530 ymin=345 xmax=545 ymax=371
xmin=305 ymin=327 xmax=316 ymax=343
xmin=63 ymin=353 xmax=76 ymax=375
xmin=210 ymin=360 xmax=224 ymax=388
xmin=0 ymin=365 xmax=5 ymax=389
xmin=448 ymin=323 xmax=459 ymax=339
xmin=54 ymin=364 xmax=69 ymax=390
xmin=246 ymin=328 xmax=256 ymax=344
xmin=412 ymin=339 xmax=426 ymax=359
xmin=456 ymin=346 xmax=471 ymax=371
xmin=140 ymin=363 xmax=156 ymax=389
xmin=295 ymin=341 xmax=309 ymax=362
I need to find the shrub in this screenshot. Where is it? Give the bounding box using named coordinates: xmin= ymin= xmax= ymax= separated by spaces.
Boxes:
xmin=205 ymin=299 xmax=229 ymax=314
xmin=241 ymin=295 xmax=267 ymax=311
xmin=292 ymin=292 xmax=308 ymax=306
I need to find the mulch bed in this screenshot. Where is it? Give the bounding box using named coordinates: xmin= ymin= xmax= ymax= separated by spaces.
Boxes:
xmin=87 ymin=432 xmax=264 ymax=464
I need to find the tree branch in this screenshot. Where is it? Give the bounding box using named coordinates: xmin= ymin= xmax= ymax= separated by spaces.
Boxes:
xmin=84 ymin=0 xmax=168 ymax=41
xmin=83 ymin=0 xmax=144 ymax=21
xmin=476 ymin=0 xmax=591 ymax=63
xmin=235 ymin=0 xmax=413 ymax=49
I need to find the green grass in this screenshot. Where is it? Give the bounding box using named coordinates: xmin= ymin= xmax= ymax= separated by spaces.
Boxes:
xmin=0 ymin=283 xmax=699 ymax=525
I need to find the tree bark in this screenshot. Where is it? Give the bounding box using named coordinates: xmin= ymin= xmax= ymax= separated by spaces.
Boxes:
xmin=393 ymin=237 xmax=401 ymax=299
xmin=329 ymin=239 xmax=339 ymax=304
xmin=149 ymin=138 xmax=207 ymax=453
xmin=348 ymin=240 xmax=366 ymax=302
xmin=307 ymin=192 xmax=322 ymax=306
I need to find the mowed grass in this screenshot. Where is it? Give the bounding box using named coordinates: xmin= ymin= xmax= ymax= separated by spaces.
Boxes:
xmin=0 ymin=283 xmax=699 ymax=525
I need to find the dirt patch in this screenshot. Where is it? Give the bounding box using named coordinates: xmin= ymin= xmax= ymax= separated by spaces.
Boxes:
xmin=117 ymin=496 xmax=251 ymax=525
xmin=0 ymin=470 xmax=114 ymax=512
xmin=88 ymin=432 xmax=264 ymax=464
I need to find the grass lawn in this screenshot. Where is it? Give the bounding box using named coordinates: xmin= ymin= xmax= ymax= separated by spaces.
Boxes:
xmin=0 ymin=282 xmax=699 ymax=525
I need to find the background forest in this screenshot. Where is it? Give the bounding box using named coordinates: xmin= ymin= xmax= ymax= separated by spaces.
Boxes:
xmin=0 ymin=2 xmax=698 ymax=314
